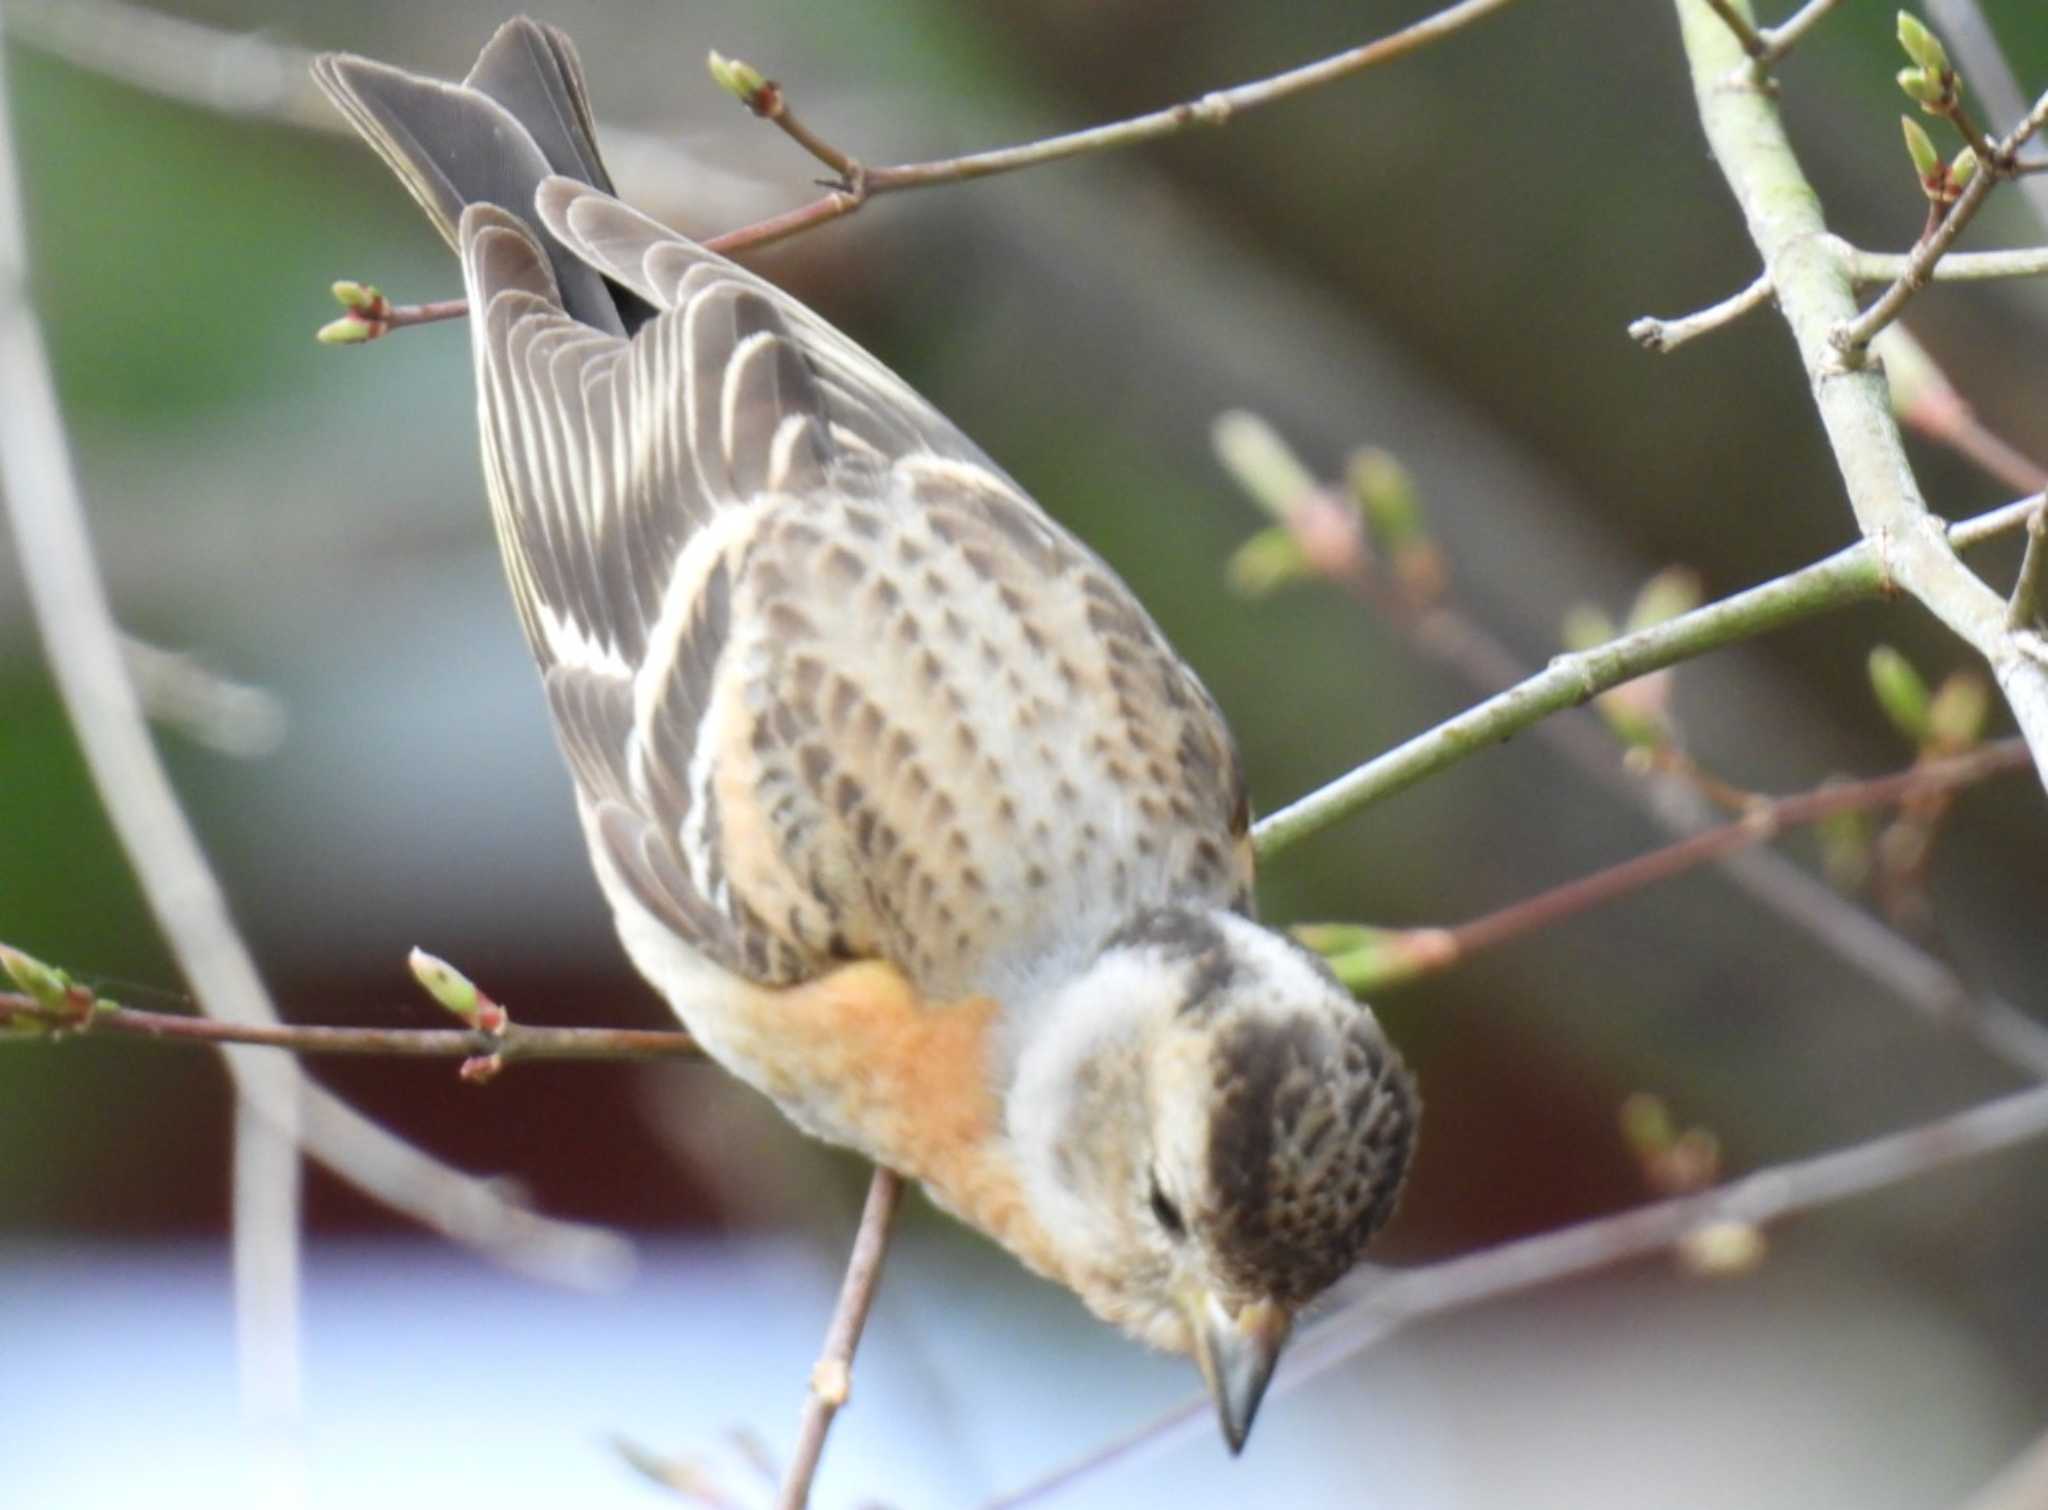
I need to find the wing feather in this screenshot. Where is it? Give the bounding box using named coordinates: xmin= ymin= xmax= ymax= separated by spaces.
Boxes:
xmin=458 ymin=191 xmax=1251 ymax=1000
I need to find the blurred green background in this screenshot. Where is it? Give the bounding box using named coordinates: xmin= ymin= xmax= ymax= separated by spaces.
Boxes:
xmin=5 ymin=2 xmax=2048 ymax=1505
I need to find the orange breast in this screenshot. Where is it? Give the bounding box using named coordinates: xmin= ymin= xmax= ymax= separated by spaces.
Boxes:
xmin=766 ymin=961 xmax=1066 ymax=1282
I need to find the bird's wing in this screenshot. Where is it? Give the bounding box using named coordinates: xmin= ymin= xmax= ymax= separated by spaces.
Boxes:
xmin=462 ymin=191 xmax=1251 ymax=1000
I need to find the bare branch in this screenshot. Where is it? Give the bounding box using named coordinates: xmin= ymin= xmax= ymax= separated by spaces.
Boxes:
xmin=1834 ymin=88 xmax=2048 ymax=356
xmin=0 ymin=988 xmax=702 ymax=1062
xmin=2010 ymin=505 xmax=2048 ymax=630
xmin=992 ymin=1078 xmax=2048 ymax=1507
xmin=1757 ymin=0 xmax=1848 ymax=65
xmin=1699 ymin=0 xmax=1767 ymax=58
xmin=317 ymin=0 xmax=1526 ymax=325
xmin=777 ymin=1169 xmax=904 ymax=1510
xmin=1926 ymin=0 xmax=2048 ymax=235
xmin=0 ymin=9 xmax=630 ymax=1290
xmin=1419 ymin=737 xmax=2031 ymax=974
xmin=690 ymin=0 xmax=1524 ymax=256
xmin=1630 ymin=270 xmax=1774 ymax=351
xmin=120 ymin=633 xmax=288 ymax=757
xmin=1673 ymin=0 xmax=2048 ymax=795
xmin=1250 ymin=492 xmax=2042 ymax=856
xmin=1879 ymin=324 xmax=2048 ymax=495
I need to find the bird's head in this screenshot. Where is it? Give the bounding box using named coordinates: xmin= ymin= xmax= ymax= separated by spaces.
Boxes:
xmin=1006 ymin=905 xmax=1419 ymax=1452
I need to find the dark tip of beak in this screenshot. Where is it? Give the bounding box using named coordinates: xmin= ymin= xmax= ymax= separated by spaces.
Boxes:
xmin=1189 ymin=1295 xmax=1291 ymax=1454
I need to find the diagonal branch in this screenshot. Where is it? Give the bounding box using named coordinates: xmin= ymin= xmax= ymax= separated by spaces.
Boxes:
xmin=991 ymin=1076 xmax=2048 ymax=1506
xmin=1251 ymin=493 xmax=2042 ymax=856
xmin=777 ymin=1168 xmax=905 ymax=1510
xmin=317 ymin=0 xmax=1527 ymax=319
xmin=0 ymin=9 xmax=629 ymax=1290
xmin=1670 ymin=0 xmax=2048 ymax=797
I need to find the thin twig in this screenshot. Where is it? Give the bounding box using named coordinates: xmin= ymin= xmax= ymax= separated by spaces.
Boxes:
xmin=1632 ymin=243 xmax=2048 ymax=356
xmin=2009 ymin=505 xmax=2048 ymax=630
xmin=715 ymin=64 xmax=862 ymax=184
xmin=1837 ymin=240 xmax=2048 ymax=284
xmin=1629 ymin=270 xmax=1774 ymax=351
xmin=1757 ymin=0 xmax=1847 ymax=65
xmin=1834 ymin=87 xmax=2048 ymax=357
xmin=0 ymin=9 xmax=630 ymax=1290
xmin=1428 ymin=738 xmax=2030 ymax=969
xmin=0 ymin=3 xmax=306 ymax=1452
xmin=777 ymin=1168 xmax=905 ymax=1510
xmin=1699 ymin=0 xmax=1767 ymax=58
xmin=1217 ymin=415 xmax=2048 ymax=1079
xmin=0 ymin=991 xmax=702 ymax=1060
xmin=1249 ymin=493 xmax=2042 ymax=857
xmin=320 ymin=0 xmax=1523 ymax=325
xmin=1632 ymin=240 xmax=2048 ymax=356
xmin=1878 ymin=324 xmax=2048 ymax=495
xmin=990 ymin=1077 xmax=2048 ymax=1506
xmin=696 ymin=0 xmax=1519 ymax=254
xmin=1928 ymin=0 xmax=2048 ymax=237
xmin=1674 ymin=0 xmax=2048 ymax=797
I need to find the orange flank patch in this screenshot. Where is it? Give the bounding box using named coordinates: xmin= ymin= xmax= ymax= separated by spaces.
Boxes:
xmin=774 ymin=961 xmax=1066 ymax=1282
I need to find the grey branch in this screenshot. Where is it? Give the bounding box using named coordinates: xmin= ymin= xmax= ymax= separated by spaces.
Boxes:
xmin=1757 ymin=0 xmax=1847 ymax=66
xmin=0 ymin=9 xmax=629 ymax=1291
xmin=992 ymin=1077 xmax=2048 ymax=1506
xmin=2010 ymin=505 xmax=2048 ymax=631
xmin=1672 ymin=0 xmax=2048 ymax=796
xmin=1252 ymin=493 xmax=2041 ymax=854
xmin=1631 ymin=242 xmax=2048 ymax=353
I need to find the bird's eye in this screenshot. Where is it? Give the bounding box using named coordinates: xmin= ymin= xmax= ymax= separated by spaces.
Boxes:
xmin=1148 ymin=1173 xmax=1187 ymax=1239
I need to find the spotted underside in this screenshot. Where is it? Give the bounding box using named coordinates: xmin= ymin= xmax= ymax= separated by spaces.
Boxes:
xmin=463 ymin=182 xmax=1253 ymax=1006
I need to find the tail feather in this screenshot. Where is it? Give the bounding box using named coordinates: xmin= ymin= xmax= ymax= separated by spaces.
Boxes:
xmin=314 ymin=17 xmax=650 ymax=336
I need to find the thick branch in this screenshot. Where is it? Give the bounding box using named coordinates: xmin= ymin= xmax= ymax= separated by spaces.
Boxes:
xmin=1251 ymin=494 xmax=2042 ymax=856
xmin=1672 ymin=0 xmax=2048 ymax=795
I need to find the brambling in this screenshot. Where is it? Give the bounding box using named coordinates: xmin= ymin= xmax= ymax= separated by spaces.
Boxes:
xmin=316 ymin=19 xmax=1417 ymax=1450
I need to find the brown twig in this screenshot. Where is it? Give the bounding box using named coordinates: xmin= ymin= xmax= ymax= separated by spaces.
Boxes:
xmin=1882 ymin=324 xmax=2048 ymax=496
xmin=1834 ymin=85 xmax=2048 ymax=357
xmin=706 ymin=0 xmax=1520 ymax=254
xmin=326 ymin=0 xmax=1522 ymax=320
xmin=0 ymin=991 xmax=702 ymax=1063
xmin=1427 ymin=738 xmax=2030 ymax=968
xmin=777 ymin=1168 xmax=905 ymax=1510
xmin=1218 ymin=412 xmax=2048 ymax=1078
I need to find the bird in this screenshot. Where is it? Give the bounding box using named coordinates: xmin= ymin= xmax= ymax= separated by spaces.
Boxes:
xmin=314 ymin=18 xmax=1418 ymax=1452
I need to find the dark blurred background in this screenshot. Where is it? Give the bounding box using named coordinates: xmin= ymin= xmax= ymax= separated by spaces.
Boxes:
xmin=5 ymin=2 xmax=2048 ymax=1506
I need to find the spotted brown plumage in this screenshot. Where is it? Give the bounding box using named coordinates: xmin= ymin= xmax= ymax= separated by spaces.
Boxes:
xmin=316 ymin=17 xmax=1417 ymax=1453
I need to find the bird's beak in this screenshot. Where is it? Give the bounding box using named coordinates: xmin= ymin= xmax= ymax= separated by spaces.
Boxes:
xmin=1186 ymin=1291 xmax=1291 ymax=1454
